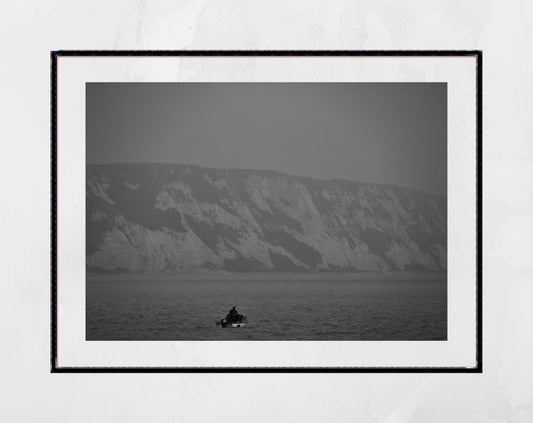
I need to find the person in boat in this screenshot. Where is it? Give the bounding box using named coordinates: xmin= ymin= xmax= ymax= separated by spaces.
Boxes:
xmin=226 ymin=306 xmax=241 ymax=323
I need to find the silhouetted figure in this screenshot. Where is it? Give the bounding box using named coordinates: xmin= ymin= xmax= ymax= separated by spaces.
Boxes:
xmin=226 ymin=306 xmax=242 ymax=323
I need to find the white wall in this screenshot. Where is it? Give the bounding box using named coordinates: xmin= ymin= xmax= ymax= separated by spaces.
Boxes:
xmin=1 ymin=1 xmax=532 ymax=421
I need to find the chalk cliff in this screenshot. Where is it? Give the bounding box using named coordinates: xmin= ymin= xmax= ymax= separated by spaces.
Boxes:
xmin=87 ymin=164 xmax=446 ymax=273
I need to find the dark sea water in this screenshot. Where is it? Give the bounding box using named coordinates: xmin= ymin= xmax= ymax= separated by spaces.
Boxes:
xmin=86 ymin=273 xmax=446 ymax=341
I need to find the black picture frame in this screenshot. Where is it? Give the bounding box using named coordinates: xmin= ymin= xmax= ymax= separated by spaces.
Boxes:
xmin=51 ymin=50 xmax=482 ymax=373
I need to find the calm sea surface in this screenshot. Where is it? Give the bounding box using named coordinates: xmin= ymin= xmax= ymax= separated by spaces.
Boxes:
xmin=86 ymin=273 xmax=446 ymax=340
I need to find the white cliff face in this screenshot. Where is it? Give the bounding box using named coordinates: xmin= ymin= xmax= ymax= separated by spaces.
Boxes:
xmin=86 ymin=164 xmax=447 ymax=273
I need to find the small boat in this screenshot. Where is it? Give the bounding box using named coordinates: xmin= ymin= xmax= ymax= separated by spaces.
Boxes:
xmin=216 ymin=315 xmax=248 ymax=328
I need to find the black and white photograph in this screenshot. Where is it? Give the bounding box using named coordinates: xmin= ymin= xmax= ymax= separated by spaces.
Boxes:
xmin=53 ymin=52 xmax=479 ymax=370
xmin=86 ymin=82 xmax=447 ymax=341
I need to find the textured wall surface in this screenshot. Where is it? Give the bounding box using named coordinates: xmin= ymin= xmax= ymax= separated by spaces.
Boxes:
xmin=2 ymin=0 xmax=533 ymax=421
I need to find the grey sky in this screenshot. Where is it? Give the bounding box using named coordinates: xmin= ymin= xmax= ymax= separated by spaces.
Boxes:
xmin=86 ymin=83 xmax=446 ymax=196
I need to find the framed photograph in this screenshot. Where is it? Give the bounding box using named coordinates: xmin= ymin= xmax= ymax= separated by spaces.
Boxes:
xmin=51 ymin=50 xmax=482 ymax=372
